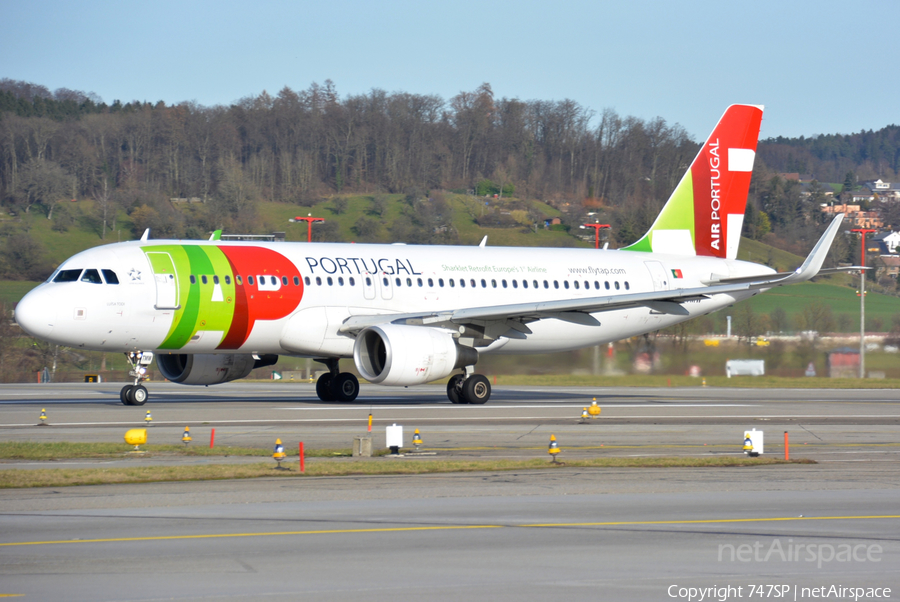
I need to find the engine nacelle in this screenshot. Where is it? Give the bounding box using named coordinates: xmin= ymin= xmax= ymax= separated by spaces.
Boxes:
xmin=157 ymin=354 xmax=278 ymax=385
xmin=353 ymin=324 xmax=477 ymax=386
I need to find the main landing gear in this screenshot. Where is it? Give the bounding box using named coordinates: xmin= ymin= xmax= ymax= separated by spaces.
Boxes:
xmin=121 ymin=351 xmax=154 ymax=406
xmin=314 ymin=358 xmax=360 ymax=402
xmin=446 ymin=369 xmax=491 ymax=404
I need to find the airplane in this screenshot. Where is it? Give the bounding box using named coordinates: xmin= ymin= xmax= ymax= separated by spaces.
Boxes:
xmin=14 ymin=104 xmax=852 ymax=406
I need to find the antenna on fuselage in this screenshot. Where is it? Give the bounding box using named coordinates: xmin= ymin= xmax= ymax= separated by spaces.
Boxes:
xmin=140 ymin=229 xmax=150 ymax=242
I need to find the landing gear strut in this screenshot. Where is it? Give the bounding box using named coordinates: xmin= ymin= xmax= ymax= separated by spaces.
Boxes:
xmin=121 ymin=351 xmax=154 ymax=406
xmin=314 ymin=358 xmax=360 ymax=402
xmin=447 ymin=369 xmax=491 ymax=404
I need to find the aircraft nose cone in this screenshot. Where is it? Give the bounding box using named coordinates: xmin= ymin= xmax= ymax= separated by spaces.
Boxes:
xmin=15 ymin=287 xmax=57 ymax=340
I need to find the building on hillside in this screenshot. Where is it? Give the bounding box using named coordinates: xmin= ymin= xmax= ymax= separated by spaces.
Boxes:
xmin=778 ymin=173 xmax=814 ymax=182
xmin=851 ymin=211 xmax=883 ymax=229
xmin=821 ymin=203 xmax=860 ymax=215
xmin=873 ymin=231 xmax=900 ymax=254
xmin=863 ymin=179 xmax=900 ymax=202
xmin=819 ymin=203 xmax=883 ymax=228
xmin=852 ymin=189 xmax=876 ymax=203
xmin=874 ymin=255 xmax=900 ymax=280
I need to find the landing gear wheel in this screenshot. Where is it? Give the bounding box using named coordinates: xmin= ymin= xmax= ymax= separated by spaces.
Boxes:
xmin=120 ymin=385 xmax=134 ymax=405
xmin=447 ymin=374 xmax=466 ymax=404
xmin=462 ymin=374 xmax=491 ymax=404
xmin=332 ymin=373 xmax=360 ymax=402
xmin=316 ymin=373 xmax=334 ymax=402
xmin=130 ymin=385 xmax=148 ymax=406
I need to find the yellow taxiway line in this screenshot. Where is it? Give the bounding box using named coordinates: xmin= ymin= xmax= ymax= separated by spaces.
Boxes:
xmin=1 ymin=515 xmax=897 ymax=548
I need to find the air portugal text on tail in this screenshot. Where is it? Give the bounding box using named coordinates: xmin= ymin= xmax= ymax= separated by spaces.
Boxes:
xmin=623 ymin=104 xmax=764 ymax=259
xmin=14 ymin=104 xmax=853 ymax=407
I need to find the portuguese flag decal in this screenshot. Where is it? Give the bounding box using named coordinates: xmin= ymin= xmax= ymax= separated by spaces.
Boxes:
xmin=671 ymin=269 xmax=683 ymax=279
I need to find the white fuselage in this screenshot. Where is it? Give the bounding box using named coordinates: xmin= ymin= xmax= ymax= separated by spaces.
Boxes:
xmin=16 ymin=239 xmax=770 ymax=359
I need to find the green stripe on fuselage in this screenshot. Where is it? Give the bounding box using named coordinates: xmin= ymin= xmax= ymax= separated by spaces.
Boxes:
xmin=145 ymin=245 xmax=237 ymax=350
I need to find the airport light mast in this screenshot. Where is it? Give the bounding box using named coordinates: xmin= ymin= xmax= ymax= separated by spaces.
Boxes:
xmin=290 ymin=214 xmax=325 ymax=242
xmin=852 ymin=227 xmax=876 ymax=379
xmin=582 ymin=223 xmax=611 ymax=249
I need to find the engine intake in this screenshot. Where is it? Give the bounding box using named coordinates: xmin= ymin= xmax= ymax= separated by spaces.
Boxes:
xmin=353 ymin=324 xmax=477 ymax=386
xmin=157 ymin=354 xmax=277 ymax=385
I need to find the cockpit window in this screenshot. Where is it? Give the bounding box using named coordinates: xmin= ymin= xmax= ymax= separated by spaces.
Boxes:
xmin=81 ymin=269 xmax=103 ymax=284
xmin=54 ymin=269 xmax=83 ymax=283
xmin=101 ymin=269 xmax=119 ymax=284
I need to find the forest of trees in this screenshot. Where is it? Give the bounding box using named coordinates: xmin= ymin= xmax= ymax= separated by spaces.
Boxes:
xmin=1 ymin=77 xmax=897 ymax=273
xmin=0 ymin=79 xmax=699 ymax=237
xmin=759 ymin=126 xmax=900 ymax=184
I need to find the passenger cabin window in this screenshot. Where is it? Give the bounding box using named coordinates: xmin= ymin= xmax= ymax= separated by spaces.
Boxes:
xmin=201 ymin=275 xmax=208 ymax=284
xmin=438 ymin=278 xmax=444 ymax=287
xmin=248 ymin=276 xmax=255 ymax=285
xmin=316 ymin=277 xmax=322 ymax=285
xmin=54 ymin=269 xmax=82 ymax=283
xmin=101 ymin=269 xmax=119 ymax=284
xmin=213 ymin=275 xmax=220 ymax=285
xmin=81 ymin=269 xmax=102 ymax=284
xmin=305 ymin=277 xmax=312 ymax=285
xmin=236 ymin=276 xmax=243 ymax=285
xmin=225 ymin=275 xmax=231 ymax=285
xmin=338 ymin=277 xmax=344 ymax=286
xmin=349 ymin=277 xmax=355 ymax=286
xmin=282 ymin=276 xmax=288 ymax=286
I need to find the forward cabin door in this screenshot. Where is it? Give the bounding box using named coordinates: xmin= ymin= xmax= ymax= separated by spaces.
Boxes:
xmin=146 ymin=252 xmax=180 ymax=309
xmin=644 ymin=261 xmax=670 ymax=292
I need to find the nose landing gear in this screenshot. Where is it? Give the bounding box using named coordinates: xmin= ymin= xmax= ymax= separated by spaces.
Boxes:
xmin=121 ymin=351 xmax=153 ymax=406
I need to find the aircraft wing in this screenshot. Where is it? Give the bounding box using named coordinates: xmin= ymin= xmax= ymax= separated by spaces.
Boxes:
xmin=339 ymin=214 xmax=846 ymax=335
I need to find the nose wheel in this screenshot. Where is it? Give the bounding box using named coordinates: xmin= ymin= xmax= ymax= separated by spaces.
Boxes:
xmin=120 ymin=384 xmax=148 ymax=406
xmin=121 ymin=351 xmax=153 ymax=406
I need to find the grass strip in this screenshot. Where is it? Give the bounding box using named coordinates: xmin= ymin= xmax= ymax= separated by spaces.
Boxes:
xmin=0 ymin=456 xmax=811 ymax=489
xmin=0 ymin=442 xmax=352 ymax=461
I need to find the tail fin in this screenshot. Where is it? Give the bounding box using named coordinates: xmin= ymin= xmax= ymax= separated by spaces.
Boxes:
xmin=622 ymin=104 xmax=763 ymax=259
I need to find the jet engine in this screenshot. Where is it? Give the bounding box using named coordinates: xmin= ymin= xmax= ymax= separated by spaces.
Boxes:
xmin=353 ymin=324 xmax=477 ymax=386
xmin=156 ymin=354 xmax=278 ymax=385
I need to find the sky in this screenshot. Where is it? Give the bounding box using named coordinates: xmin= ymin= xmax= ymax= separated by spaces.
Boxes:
xmin=1 ymin=0 xmax=897 ymax=142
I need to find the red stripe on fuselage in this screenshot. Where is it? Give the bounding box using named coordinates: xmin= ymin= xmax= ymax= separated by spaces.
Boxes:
xmin=216 ymin=246 xmax=303 ymax=350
